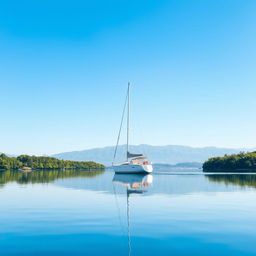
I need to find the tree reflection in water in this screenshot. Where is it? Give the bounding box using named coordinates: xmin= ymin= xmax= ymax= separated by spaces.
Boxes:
xmin=0 ymin=169 xmax=105 ymax=187
xmin=207 ymin=174 xmax=256 ymax=188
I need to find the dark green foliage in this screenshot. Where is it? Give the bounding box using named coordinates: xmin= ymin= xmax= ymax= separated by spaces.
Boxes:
xmin=0 ymin=154 xmax=23 ymax=170
xmin=0 ymin=154 xmax=104 ymax=170
xmin=203 ymin=152 xmax=256 ymax=172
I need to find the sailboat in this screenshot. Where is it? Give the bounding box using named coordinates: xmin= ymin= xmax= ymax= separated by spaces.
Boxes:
xmin=112 ymin=83 xmax=153 ymax=174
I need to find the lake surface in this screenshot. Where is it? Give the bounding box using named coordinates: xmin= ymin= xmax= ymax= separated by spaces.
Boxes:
xmin=1 ymin=169 xmax=256 ymax=255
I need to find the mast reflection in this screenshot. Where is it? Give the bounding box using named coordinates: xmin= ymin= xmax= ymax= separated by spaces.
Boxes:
xmin=112 ymin=174 xmax=153 ymax=256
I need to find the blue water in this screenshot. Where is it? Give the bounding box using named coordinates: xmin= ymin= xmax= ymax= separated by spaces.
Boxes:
xmin=1 ymin=169 xmax=256 ymax=255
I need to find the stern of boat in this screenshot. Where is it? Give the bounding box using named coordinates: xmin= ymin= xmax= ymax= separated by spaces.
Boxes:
xmin=142 ymin=164 xmax=153 ymax=173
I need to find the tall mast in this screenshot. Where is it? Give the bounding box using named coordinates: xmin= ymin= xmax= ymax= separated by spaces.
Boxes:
xmin=127 ymin=83 xmax=130 ymax=162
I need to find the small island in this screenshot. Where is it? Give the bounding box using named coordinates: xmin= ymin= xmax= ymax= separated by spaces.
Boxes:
xmin=203 ymin=152 xmax=256 ymax=172
xmin=0 ymin=154 xmax=105 ymax=170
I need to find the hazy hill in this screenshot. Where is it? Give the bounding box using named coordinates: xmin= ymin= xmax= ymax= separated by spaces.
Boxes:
xmin=52 ymin=144 xmax=255 ymax=166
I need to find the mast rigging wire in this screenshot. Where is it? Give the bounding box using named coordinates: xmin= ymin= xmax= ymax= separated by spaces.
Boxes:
xmin=112 ymin=87 xmax=129 ymax=164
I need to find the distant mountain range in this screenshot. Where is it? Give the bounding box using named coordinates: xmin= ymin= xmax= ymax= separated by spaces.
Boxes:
xmin=52 ymin=144 xmax=255 ymax=166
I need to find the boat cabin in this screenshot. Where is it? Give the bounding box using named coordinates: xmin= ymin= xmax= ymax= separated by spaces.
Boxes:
xmin=130 ymin=156 xmax=150 ymax=166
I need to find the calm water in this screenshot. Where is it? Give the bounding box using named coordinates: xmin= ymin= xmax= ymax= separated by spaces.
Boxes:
xmin=1 ymin=169 xmax=256 ymax=255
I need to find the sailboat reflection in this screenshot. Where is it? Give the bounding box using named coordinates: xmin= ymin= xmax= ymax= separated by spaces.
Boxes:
xmin=112 ymin=174 xmax=153 ymax=256
xmin=113 ymin=173 xmax=153 ymax=193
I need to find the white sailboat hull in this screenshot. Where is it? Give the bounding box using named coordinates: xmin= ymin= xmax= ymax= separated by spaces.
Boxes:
xmin=113 ymin=163 xmax=153 ymax=174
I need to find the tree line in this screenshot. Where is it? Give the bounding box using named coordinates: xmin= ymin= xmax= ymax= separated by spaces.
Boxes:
xmin=0 ymin=154 xmax=105 ymax=170
xmin=203 ymin=152 xmax=256 ymax=172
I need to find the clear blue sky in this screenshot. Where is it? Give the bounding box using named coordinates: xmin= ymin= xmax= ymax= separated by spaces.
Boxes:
xmin=1 ymin=0 xmax=256 ymax=155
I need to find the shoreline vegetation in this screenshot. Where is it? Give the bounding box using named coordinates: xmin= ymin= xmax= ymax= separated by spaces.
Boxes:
xmin=203 ymin=152 xmax=256 ymax=172
xmin=0 ymin=154 xmax=105 ymax=171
